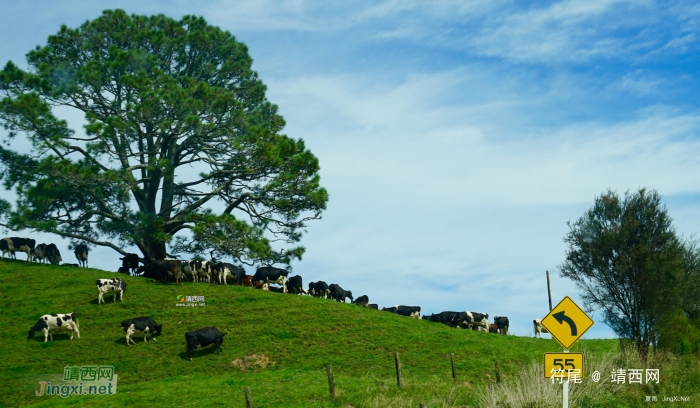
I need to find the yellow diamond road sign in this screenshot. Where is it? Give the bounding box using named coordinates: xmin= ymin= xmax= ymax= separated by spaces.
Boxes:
xmin=541 ymin=296 xmax=594 ymax=350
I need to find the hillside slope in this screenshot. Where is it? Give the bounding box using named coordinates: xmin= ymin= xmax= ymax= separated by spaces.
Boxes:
xmin=0 ymin=260 xmax=618 ymax=407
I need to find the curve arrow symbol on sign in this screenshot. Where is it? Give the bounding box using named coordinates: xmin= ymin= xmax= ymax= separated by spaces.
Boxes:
xmin=552 ymin=311 xmax=577 ymax=336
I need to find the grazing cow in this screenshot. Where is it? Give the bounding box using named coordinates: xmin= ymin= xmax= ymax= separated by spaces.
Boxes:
xmin=185 ymin=326 xmax=227 ymax=361
xmin=117 ymin=266 xmax=130 ymax=274
xmin=489 ymin=324 xmax=499 ymax=333
xmin=353 ymin=295 xmax=369 ymax=307
xmin=119 ymin=253 xmax=140 ymax=275
xmin=382 ymin=305 xmax=421 ymax=318
xmin=45 ymin=244 xmax=62 ymax=265
xmin=254 ymin=282 xmax=269 ymax=290
xmin=74 ymin=244 xmax=88 ymax=267
xmin=494 ymin=316 xmax=510 ymax=335
xmin=422 ymin=311 xmax=462 ymax=327
xmin=285 ymin=275 xmax=304 ymax=294
xmin=534 ymin=319 xmax=549 ymax=338
xmin=369 ymin=304 xmax=379 ymax=310
xmin=97 ymin=278 xmax=127 ymax=304
xmin=27 ymin=313 xmax=80 ymax=342
xmin=329 ymin=284 xmax=353 ymax=303
xmin=309 ymin=281 xmax=330 ymax=298
xmin=138 ymin=260 xmax=183 ymax=284
xmin=241 ymin=275 xmax=253 ymax=287
xmin=2 ymin=237 xmax=36 ymax=262
xmin=253 ymin=266 xmax=290 ymax=293
xmin=214 ymin=263 xmax=245 ymax=285
xmin=453 ymin=312 xmax=489 ymax=331
xmin=31 ymin=243 xmax=47 ymax=263
xmin=121 ymin=316 xmax=162 ymax=346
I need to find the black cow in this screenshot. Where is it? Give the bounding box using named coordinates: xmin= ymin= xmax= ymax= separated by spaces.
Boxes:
xmin=74 ymin=244 xmax=88 ymax=267
xmin=119 ymin=253 xmax=140 ymax=275
xmin=382 ymin=305 xmax=421 ymax=319
xmin=494 ymin=316 xmax=510 ymax=335
xmin=309 ymin=281 xmax=330 ymax=298
xmin=185 ymin=326 xmax=227 ymax=361
xmin=329 ymin=284 xmax=353 ymax=303
xmin=2 ymin=237 xmax=35 ymax=262
xmin=368 ymin=304 xmax=379 ymax=310
xmin=121 ymin=316 xmax=162 ymax=345
xmin=269 ymin=285 xmax=284 ymax=293
xmin=285 ymin=275 xmax=304 ymax=294
xmin=422 ymin=311 xmax=462 ymax=327
xmin=137 ymin=260 xmax=183 ymax=284
xmin=353 ymin=295 xmax=369 ymax=307
xmin=45 ymin=243 xmax=62 ymax=265
xmin=31 ymin=243 xmax=47 ymax=263
xmin=253 ymin=266 xmax=290 ymax=293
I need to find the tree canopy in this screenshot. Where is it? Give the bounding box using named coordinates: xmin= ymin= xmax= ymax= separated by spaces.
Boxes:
xmin=559 ymin=188 xmax=700 ymax=355
xmin=0 ymin=10 xmax=328 ymax=265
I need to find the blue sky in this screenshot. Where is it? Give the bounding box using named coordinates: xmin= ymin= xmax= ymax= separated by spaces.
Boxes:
xmin=2 ymin=0 xmax=700 ymax=339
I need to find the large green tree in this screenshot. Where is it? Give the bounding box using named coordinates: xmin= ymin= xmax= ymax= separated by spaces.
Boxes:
xmin=559 ymin=188 xmax=698 ymax=355
xmin=0 ymin=10 xmax=328 ymax=264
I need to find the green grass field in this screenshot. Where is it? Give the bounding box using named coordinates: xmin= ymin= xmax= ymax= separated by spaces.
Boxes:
xmin=2 ymin=259 xmax=692 ymax=407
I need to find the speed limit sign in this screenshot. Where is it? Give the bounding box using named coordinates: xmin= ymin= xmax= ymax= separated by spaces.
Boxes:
xmin=543 ymin=352 xmax=584 ymax=378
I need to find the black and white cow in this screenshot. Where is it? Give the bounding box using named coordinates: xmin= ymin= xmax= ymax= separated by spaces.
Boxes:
xmin=121 ymin=316 xmax=162 ymax=346
xmin=186 ymin=260 xmax=211 ymax=283
xmin=285 ymin=275 xmax=304 ymax=294
xmin=534 ymin=319 xmax=549 ymax=338
xmin=27 ymin=313 xmax=80 ymax=342
xmin=185 ymin=326 xmax=227 ymax=361
xmin=353 ymin=295 xmax=369 ymax=307
xmin=96 ymin=278 xmax=127 ymax=304
xmin=329 ymin=284 xmax=353 ymax=303
xmin=309 ymin=281 xmax=330 ymax=298
xmin=0 ymin=239 xmax=13 ymax=260
xmin=494 ymin=316 xmax=510 ymax=335
xmin=119 ymin=253 xmax=140 ymax=275
xmin=31 ymin=243 xmax=47 ymax=263
xmin=2 ymin=237 xmax=35 ymax=262
xmin=382 ymin=305 xmax=421 ymax=319
xmin=214 ymin=263 xmax=245 ymax=285
xmin=253 ymin=266 xmax=290 ymax=293
xmin=45 ymin=243 xmax=62 ymax=265
xmin=74 ymin=244 xmax=88 ymax=267
xmin=454 ymin=311 xmax=489 ymax=331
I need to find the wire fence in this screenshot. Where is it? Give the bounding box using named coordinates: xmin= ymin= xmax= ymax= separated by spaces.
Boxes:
xmin=179 ymin=351 xmax=494 ymax=408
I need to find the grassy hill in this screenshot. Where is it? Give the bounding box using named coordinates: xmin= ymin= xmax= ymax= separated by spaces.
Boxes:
xmin=0 ymin=259 xmax=683 ymax=407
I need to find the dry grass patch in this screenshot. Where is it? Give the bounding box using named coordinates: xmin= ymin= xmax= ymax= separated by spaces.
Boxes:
xmin=231 ymin=353 xmax=276 ymax=372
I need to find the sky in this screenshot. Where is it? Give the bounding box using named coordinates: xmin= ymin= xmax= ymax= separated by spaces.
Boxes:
xmin=1 ymin=0 xmax=700 ymax=339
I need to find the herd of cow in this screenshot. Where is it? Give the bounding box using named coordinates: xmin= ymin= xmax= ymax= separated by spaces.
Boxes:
xmin=14 ymin=244 xmax=559 ymax=361
xmin=1 ymin=237 xmax=88 ymax=267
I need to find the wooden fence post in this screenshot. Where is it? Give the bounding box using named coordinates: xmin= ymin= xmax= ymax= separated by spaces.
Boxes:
xmin=495 ymin=360 xmax=501 ymax=384
xmin=395 ymin=352 xmax=402 ymax=388
xmin=244 ymin=386 xmax=252 ymax=408
xmin=450 ymin=353 xmax=457 ymax=382
xmin=326 ymin=365 xmax=336 ymax=401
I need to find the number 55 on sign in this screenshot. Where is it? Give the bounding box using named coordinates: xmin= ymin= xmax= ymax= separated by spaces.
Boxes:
xmin=543 ymin=353 xmax=584 ymax=378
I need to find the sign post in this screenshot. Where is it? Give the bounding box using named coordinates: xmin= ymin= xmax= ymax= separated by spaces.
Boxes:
xmin=541 ymin=296 xmax=594 ymax=408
